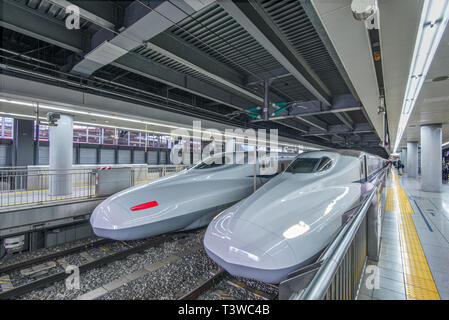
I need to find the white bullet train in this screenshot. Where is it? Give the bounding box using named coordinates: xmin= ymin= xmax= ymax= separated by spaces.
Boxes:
xmin=203 ymin=150 xmax=388 ymax=284
xmin=90 ymin=152 xmax=296 ymax=240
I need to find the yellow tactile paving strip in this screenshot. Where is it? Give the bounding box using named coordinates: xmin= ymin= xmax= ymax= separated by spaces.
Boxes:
xmin=387 ymin=170 xmax=440 ymax=300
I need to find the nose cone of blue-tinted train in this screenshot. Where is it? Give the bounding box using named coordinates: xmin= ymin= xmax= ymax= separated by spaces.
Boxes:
xmin=89 ymin=174 xmax=204 ymax=240
xmin=90 ymin=199 xmax=129 ymax=239
xmin=204 ymin=214 xmax=298 ymax=284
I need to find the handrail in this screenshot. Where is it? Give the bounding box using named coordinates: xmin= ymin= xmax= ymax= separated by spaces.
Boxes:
xmin=0 ymin=165 xmax=187 ymax=172
xmin=298 ymin=168 xmax=386 ymax=300
xmin=0 ymin=164 xmax=188 ymax=208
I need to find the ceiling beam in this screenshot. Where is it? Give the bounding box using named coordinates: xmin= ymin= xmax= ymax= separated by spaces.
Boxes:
xmin=296 ymin=115 xmax=328 ymax=131
xmin=298 ymin=0 xmax=360 ymax=101
xmin=245 ymin=67 xmax=291 ymax=86
xmin=218 ymin=0 xmax=332 ymax=106
xmin=0 ymin=0 xmax=87 ymax=53
xmin=334 ymin=112 xmax=354 ymax=130
xmin=253 ymin=94 xmax=361 ymax=121
xmin=72 ymin=0 xmax=213 ymax=75
xmin=268 ymin=107 xmax=362 ymax=120
xmin=304 ymin=123 xmax=373 ymax=136
xmin=146 ymin=32 xmax=262 ymax=103
xmin=46 ymin=0 xmax=116 ymax=30
xmin=112 ymin=53 xmax=254 ymax=111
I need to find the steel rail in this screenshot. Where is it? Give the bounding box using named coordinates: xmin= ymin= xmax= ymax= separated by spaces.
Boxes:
xmin=0 ymin=234 xmax=172 ymax=300
xmin=178 ymin=269 xmax=226 ymax=300
xmin=0 ymin=238 xmax=111 ymax=275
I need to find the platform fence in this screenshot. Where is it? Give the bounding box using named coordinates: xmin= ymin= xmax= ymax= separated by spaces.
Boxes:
xmin=280 ymin=167 xmax=388 ymax=300
xmin=0 ymin=165 xmax=188 ymax=208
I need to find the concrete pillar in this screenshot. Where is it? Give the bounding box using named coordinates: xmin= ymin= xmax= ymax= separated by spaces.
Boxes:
xmin=420 ymin=124 xmax=442 ymax=192
xmin=407 ymin=142 xmax=419 ymax=178
xmin=13 ymin=119 xmax=35 ymax=166
xmin=49 ymin=114 xmax=73 ymax=196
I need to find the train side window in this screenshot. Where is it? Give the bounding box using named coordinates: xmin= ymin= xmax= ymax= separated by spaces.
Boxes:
xmin=316 ymin=157 xmax=332 ymax=172
xmin=360 ymin=156 xmax=367 ymax=180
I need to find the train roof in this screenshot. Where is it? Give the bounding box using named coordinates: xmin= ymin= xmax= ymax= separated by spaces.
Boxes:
xmin=301 ymin=149 xmax=384 ymax=159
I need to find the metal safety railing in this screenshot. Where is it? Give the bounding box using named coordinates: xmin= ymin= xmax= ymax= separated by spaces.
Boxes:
xmin=0 ymin=165 xmax=189 ymax=209
xmin=131 ymin=165 xmax=188 ymax=185
xmin=280 ymin=167 xmax=388 ymax=300
xmin=0 ymin=168 xmax=95 ymax=207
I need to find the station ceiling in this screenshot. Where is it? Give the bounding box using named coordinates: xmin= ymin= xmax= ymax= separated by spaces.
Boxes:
xmin=380 ymin=0 xmax=449 ymax=151
xmin=0 ymin=0 xmax=388 ymax=157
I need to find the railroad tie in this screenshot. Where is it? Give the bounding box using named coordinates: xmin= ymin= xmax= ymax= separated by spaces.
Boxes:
xmin=80 ymin=251 xmax=95 ymax=263
xmin=226 ymin=279 xmax=274 ymax=300
xmin=57 ymin=258 xmax=69 ymax=269
xmin=0 ymin=275 xmax=14 ymax=292
xmin=20 ymin=261 xmax=57 ymax=277
xmin=100 ymin=247 xmax=112 ymax=255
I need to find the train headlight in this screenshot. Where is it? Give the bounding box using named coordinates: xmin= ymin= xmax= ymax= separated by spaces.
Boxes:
xmin=283 ymin=221 xmax=310 ymax=239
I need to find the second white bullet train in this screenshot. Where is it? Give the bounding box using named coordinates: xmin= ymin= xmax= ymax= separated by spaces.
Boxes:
xmin=90 ymin=152 xmax=295 ymax=240
xmin=204 ymin=150 xmax=388 ymax=284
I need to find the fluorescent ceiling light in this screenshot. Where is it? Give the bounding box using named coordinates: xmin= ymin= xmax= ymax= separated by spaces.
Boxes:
xmin=393 ymin=0 xmax=449 ymax=153
xmin=443 ymin=141 xmax=449 ymax=147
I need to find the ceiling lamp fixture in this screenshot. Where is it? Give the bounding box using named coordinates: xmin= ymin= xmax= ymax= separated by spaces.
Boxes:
xmin=393 ymin=0 xmax=449 ymax=153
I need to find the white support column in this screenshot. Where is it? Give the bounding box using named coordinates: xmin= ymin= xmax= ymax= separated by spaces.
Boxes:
xmin=421 ymin=124 xmax=442 ymax=192
xmin=49 ymin=114 xmax=73 ymax=196
xmin=407 ymin=142 xmax=419 ymax=178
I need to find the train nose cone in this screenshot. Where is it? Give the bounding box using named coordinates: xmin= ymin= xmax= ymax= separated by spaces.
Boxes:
xmin=204 ymin=215 xmax=297 ymax=283
xmin=90 ymin=200 xmax=127 ymax=239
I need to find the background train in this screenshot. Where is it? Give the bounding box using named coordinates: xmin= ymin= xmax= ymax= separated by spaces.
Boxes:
xmin=204 ymin=150 xmax=388 ymax=284
xmin=90 ymin=152 xmax=295 ymax=240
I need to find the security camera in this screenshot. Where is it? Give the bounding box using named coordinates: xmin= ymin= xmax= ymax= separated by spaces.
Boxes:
xmin=351 ymin=0 xmax=377 ymax=20
xmin=377 ymin=106 xmax=385 ymax=114
xmin=351 ymin=0 xmax=379 ymax=29
xmin=46 ymin=112 xmax=61 ymax=126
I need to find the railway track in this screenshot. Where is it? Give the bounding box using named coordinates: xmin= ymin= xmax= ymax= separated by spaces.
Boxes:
xmin=178 ymin=270 xmax=278 ymax=301
xmin=0 ymin=228 xmax=278 ymax=300
xmin=0 ymin=234 xmax=171 ymax=299
xmin=0 ymin=238 xmax=112 ymax=275
xmin=179 ymin=269 xmax=226 ymax=300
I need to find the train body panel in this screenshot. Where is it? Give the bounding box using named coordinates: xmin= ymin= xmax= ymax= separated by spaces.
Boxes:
xmin=204 ymin=150 xmax=387 ymax=283
xmin=90 ymin=153 xmax=295 ymax=240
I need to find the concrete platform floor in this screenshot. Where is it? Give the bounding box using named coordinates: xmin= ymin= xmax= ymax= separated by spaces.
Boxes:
xmin=358 ymin=170 xmax=449 ymax=300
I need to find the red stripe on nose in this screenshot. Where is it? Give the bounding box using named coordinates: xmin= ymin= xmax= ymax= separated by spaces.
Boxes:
xmin=130 ymin=201 xmax=159 ymax=211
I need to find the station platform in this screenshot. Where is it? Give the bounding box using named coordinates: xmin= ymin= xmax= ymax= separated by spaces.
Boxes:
xmin=0 ymin=185 xmax=94 ymax=208
xmin=359 ymin=169 xmax=449 ymax=300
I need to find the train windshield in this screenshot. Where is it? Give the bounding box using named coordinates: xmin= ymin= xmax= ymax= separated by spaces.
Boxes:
xmin=285 ymin=158 xmax=321 ymax=173
xmin=286 ymin=156 xmax=333 ymax=174
xmin=191 ymin=153 xmax=249 ymax=169
xmin=192 ymin=155 xmax=227 ymax=169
